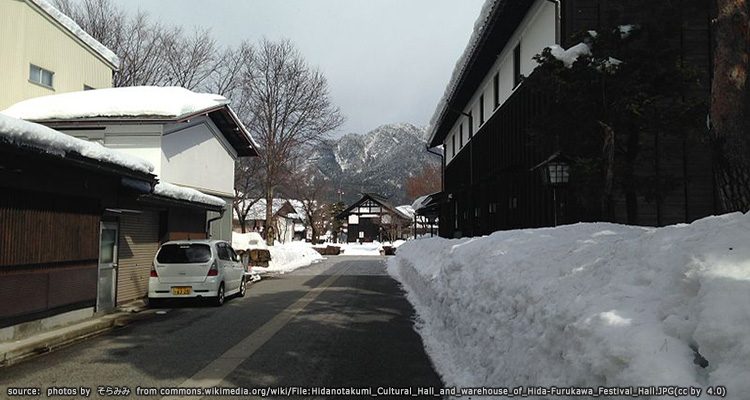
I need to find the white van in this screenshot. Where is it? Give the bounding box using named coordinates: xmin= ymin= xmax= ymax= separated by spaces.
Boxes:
xmin=148 ymin=240 xmax=246 ymax=306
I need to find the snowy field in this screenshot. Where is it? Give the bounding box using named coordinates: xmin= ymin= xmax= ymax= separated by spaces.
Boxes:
xmin=388 ymin=213 xmax=750 ymax=399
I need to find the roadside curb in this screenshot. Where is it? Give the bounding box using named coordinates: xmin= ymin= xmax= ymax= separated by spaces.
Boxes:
xmin=0 ymin=305 xmax=156 ymax=368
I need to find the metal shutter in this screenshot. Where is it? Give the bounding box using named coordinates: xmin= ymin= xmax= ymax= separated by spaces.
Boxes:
xmin=116 ymin=211 xmax=159 ymax=304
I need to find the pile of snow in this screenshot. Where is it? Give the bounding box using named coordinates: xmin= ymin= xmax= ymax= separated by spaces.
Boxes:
xmin=153 ymin=181 xmax=225 ymax=208
xmin=340 ymin=242 xmax=384 ymax=256
xmin=2 ymin=86 xmax=228 ymax=121
xmin=30 ymin=0 xmax=119 ymax=67
xmin=231 ymin=232 xmax=267 ymax=252
xmin=255 ymin=241 xmax=323 ymax=273
xmin=389 ymin=214 xmax=750 ymax=397
xmin=0 ymin=113 xmax=154 ymax=174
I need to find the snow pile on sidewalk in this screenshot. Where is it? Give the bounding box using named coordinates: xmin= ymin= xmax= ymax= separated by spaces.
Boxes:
xmin=388 ymin=213 xmax=750 ymax=397
xmin=340 ymin=242 xmax=383 ymax=256
xmin=263 ymin=241 xmax=323 ymax=273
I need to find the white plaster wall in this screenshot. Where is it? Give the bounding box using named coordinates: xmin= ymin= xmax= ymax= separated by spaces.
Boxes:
xmin=445 ymin=0 xmax=556 ymax=164
xmin=160 ymin=119 xmax=236 ymax=197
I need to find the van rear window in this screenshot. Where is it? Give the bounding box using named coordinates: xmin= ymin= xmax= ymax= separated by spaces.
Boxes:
xmin=156 ymin=244 xmax=211 ymax=263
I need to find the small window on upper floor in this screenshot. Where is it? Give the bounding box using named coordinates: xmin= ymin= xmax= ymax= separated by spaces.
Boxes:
xmin=493 ymin=72 xmax=500 ymax=109
xmin=83 ymin=84 xmax=95 ymax=90
xmin=479 ymin=95 xmax=485 ymax=125
xmin=468 ymin=111 xmax=473 ymax=137
xmin=451 ymin=134 xmax=456 ymax=157
xmin=459 ymin=124 xmax=464 ymax=148
xmin=513 ymin=43 xmax=522 ymax=88
xmin=29 ymin=64 xmax=54 ymax=88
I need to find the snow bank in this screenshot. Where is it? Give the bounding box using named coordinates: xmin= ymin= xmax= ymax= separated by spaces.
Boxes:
xmin=388 ymin=214 xmax=750 ymax=398
xmin=254 ymin=241 xmax=323 ymax=274
xmin=2 ymin=86 xmax=228 ymax=121
xmin=30 ymin=0 xmax=119 ymax=67
xmin=340 ymin=242 xmax=384 ymax=256
xmin=231 ymin=232 xmax=267 ymax=252
xmin=153 ymin=182 xmax=225 ymax=207
xmin=0 ymin=113 xmax=153 ymax=174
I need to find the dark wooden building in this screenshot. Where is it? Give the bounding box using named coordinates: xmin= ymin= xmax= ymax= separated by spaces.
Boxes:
xmin=428 ymin=0 xmax=716 ymax=238
xmin=338 ymin=193 xmax=412 ymax=243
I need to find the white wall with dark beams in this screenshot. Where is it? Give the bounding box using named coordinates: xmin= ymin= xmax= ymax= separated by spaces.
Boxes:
xmin=445 ymin=0 xmax=557 ymax=164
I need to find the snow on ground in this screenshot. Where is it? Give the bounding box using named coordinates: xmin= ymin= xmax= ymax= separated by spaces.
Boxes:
xmin=339 ymin=242 xmax=384 ymax=256
xmin=263 ymin=241 xmax=323 ymax=273
xmin=0 ymin=113 xmax=154 ymax=174
xmin=2 ymin=86 xmax=228 ymax=121
xmin=388 ymin=213 xmax=750 ymax=398
xmin=232 ymin=232 xmax=267 ymax=251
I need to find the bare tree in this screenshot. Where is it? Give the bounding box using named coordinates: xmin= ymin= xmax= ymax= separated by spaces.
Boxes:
xmin=234 ymin=157 xmax=265 ymax=233
xmin=242 ymin=39 xmax=344 ymax=245
xmin=162 ymin=28 xmax=218 ymax=89
xmin=285 ymin=166 xmax=332 ymax=243
xmin=710 ymin=0 xmax=750 ymax=212
xmin=405 ymin=164 xmax=441 ymax=202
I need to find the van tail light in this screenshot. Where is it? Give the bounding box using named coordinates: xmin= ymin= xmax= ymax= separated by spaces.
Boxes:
xmin=150 ymin=264 xmax=158 ymax=277
xmin=207 ymin=261 xmax=219 ymax=276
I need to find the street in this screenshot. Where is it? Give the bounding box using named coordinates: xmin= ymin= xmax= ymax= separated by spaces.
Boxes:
xmin=0 ymin=256 xmax=443 ymax=399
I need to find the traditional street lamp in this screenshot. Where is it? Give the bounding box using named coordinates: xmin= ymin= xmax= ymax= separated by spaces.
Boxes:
xmin=535 ymin=153 xmax=570 ymax=226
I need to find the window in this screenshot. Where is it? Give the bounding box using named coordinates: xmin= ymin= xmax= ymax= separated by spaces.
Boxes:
xmin=513 ymin=43 xmax=522 ymax=88
xmin=451 ymin=134 xmax=456 ymax=157
xmin=217 ymin=243 xmax=231 ymax=261
xmin=479 ymin=95 xmax=485 ymax=125
xmin=468 ymin=111 xmax=473 ymax=137
xmin=156 ymin=244 xmax=211 ymax=264
xmin=459 ymin=124 xmax=464 ymax=148
xmin=29 ymin=64 xmax=54 ymax=88
xmin=493 ymin=72 xmax=500 ymax=109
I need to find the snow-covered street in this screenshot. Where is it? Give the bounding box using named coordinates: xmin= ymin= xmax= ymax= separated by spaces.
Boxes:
xmin=388 ymin=213 xmax=750 ymax=398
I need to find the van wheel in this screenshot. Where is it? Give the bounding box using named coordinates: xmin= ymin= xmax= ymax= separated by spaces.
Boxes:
xmin=238 ymin=278 xmax=246 ymax=297
xmin=213 ymin=283 xmax=225 ymax=307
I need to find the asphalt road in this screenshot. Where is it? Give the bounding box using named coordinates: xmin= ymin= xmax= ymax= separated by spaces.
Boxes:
xmin=0 ymin=256 xmax=443 ymax=399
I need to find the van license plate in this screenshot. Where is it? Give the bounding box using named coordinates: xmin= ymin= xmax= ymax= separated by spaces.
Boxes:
xmin=171 ymin=287 xmax=191 ymax=295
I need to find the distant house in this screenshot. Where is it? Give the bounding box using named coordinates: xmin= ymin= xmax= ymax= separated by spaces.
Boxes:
xmin=0 ymin=0 xmax=119 ymax=109
xmin=337 ymin=193 xmax=412 ymax=243
xmin=427 ymin=0 xmax=716 ymax=238
xmin=234 ymin=198 xmax=307 ymax=243
xmin=2 ymin=86 xmax=259 ymax=242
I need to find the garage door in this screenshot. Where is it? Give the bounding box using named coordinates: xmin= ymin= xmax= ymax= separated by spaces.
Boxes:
xmin=117 ymin=211 xmax=159 ymax=304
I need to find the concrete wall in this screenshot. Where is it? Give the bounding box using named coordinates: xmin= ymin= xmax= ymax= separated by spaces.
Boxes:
xmin=0 ymin=0 xmax=114 ymax=110
xmin=445 ymin=0 xmax=556 ymax=164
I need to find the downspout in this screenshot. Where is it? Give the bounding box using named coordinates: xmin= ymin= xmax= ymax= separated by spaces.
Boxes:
xmin=446 ymin=105 xmax=475 ymax=236
xmin=426 ymin=145 xmax=444 ymax=192
xmin=545 ymin=0 xmax=561 ymax=45
xmin=206 ymin=209 xmax=225 ymax=239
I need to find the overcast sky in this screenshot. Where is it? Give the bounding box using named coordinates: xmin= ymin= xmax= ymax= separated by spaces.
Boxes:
xmin=116 ymin=0 xmax=485 ymax=136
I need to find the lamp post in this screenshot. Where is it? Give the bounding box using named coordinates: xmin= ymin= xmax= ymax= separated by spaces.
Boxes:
xmin=541 ymin=159 xmax=570 ymax=226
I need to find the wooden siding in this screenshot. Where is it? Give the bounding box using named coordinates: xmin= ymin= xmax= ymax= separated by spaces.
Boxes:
xmin=167 ymin=207 xmax=208 ymax=241
xmin=0 ymin=190 xmax=99 ymax=327
xmin=0 ymin=191 xmax=99 ymax=267
xmin=117 ymin=211 xmax=159 ymax=304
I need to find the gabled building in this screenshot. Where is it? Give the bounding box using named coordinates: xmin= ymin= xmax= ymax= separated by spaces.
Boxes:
xmin=337 ymin=193 xmax=412 ymax=243
xmin=427 ymin=0 xmax=716 ymax=238
xmin=2 ymin=86 xmax=259 ymax=241
xmin=233 ymin=198 xmax=307 ymax=243
xmin=0 ymin=0 xmax=119 ymax=109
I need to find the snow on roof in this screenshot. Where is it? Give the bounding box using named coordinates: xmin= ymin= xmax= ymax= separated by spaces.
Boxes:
xmin=397 ymin=205 xmax=416 ymax=220
xmin=412 ymin=195 xmax=431 ymax=211
xmin=235 ymin=198 xmax=294 ymax=221
xmin=2 ymin=86 xmax=229 ymax=121
xmin=29 ymin=0 xmax=119 ymax=68
xmin=426 ymin=0 xmax=498 ymax=145
xmin=0 ymin=112 xmax=153 ymax=174
xmin=152 ymin=181 xmax=226 ymax=208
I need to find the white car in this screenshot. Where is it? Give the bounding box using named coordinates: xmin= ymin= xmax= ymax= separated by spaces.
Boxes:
xmin=148 ymin=240 xmax=246 ymax=306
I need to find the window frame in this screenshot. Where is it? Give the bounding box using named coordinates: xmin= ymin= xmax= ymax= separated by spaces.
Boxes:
xmin=29 ymin=64 xmax=54 ymax=89
xmin=513 ymin=43 xmax=522 ymax=88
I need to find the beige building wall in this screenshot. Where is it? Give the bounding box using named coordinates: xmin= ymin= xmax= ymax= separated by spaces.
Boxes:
xmin=0 ymin=0 xmax=115 ymax=110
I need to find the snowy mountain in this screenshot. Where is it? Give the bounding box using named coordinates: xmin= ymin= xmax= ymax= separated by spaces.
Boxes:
xmin=309 ymin=123 xmax=440 ymax=205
